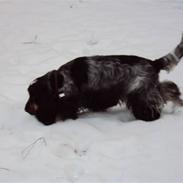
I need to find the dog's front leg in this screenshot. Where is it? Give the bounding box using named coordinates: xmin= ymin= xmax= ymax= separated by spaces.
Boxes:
xmin=58 ymin=95 xmax=80 ymax=121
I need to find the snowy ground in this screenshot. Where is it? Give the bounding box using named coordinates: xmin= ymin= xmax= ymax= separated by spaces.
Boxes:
xmin=0 ymin=0 xmax=183 ymax=182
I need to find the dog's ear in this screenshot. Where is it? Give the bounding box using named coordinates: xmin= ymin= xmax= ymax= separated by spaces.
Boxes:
xmin=48 ymin=70 xmax=64 ymax=94
xmin=56 ymin=72 xmax=64 ymax=89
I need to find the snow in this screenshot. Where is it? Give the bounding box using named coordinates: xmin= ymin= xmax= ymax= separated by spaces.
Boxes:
xmin=0 ymin=0 xmax=183 ymax=182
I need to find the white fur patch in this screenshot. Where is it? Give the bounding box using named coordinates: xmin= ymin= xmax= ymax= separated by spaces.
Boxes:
xmin=129 ymin=76 xmax=144 ymax=92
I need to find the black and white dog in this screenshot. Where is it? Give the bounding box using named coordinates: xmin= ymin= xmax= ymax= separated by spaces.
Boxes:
xmin=25 ymin=34 xmax=183 ymax=125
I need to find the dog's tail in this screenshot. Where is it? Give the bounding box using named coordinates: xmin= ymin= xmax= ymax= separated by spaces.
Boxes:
xmin=153 ymin=33 xmax=183 ymax=72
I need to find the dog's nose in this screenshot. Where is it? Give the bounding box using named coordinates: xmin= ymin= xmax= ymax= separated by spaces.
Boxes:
xmin=25 ymin=101 xmax=38 ymax=115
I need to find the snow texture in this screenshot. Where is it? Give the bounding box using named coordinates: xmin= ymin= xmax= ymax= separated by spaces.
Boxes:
xmin=0 ymin=0 xmax=183 ymax=182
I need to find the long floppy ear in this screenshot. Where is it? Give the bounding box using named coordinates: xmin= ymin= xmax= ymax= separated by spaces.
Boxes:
xmin=48 ymin=70 xmax=64 ymax=95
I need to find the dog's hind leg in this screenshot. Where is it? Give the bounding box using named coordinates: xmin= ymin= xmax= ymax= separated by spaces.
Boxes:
xmin=127 ymin=88 xmax=164 ymax=121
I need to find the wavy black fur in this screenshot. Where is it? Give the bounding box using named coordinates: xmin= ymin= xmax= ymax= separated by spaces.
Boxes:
xmin=25 ymin=35 xmax=183 ymax=125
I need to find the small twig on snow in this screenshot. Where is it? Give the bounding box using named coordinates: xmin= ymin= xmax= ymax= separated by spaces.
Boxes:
xmin=22 ymin=35 xmax=38 ymax=44
xmin=21 ymin=137 xmax=47 ymax=160
xmin=0 ymin=167 xmax=10 ymax=172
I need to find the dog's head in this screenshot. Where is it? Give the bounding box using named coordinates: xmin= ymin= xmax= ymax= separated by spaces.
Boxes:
xmin=25 ymin=70 xmax=63 ymax=125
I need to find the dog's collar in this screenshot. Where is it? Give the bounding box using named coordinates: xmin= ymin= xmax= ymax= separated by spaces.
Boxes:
xmin=58 ymin=92 xmax=65 ymax=98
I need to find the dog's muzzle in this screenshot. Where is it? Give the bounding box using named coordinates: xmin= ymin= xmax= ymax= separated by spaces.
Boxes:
xmin=25 ymin=100 xmax=38 ymax=115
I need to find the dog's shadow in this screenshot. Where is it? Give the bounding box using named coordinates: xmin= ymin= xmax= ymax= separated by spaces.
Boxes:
xmin=79 ymin=105 xmax=136 ymax=123
xmin=78 ymin=103 xmax=182 ymax=123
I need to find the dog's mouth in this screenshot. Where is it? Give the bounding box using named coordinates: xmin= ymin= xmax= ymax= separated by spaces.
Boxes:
xmin=25 ymin=101 xmax=39 ymax=115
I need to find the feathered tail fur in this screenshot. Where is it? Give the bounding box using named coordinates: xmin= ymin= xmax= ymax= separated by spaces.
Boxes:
xmin=154 ymin=33 xmax=183 ymax=72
